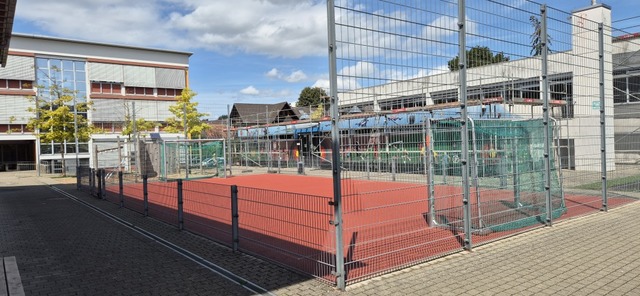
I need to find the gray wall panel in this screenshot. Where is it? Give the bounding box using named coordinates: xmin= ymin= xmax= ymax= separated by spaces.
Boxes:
xmin=124 ymin=65 xmax=156 ymax=87
xmin=0 ymin=56 xmax=36 ymax=81
xmin=155 ymin=68 xmax=186 ymax=89
xmin=0 ymin=95 xmax=33 ymax=124
xmin=89 ymin=63 xmax=124 ymax=82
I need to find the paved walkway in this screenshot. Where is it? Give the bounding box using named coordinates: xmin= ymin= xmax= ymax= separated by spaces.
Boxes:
xmin=1 ymin=171 xmax=639 ymax=295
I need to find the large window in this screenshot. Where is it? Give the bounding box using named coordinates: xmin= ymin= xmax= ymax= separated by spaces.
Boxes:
xmin=35 ymin=58 xmax=87 ymax=118
xmin=550 ymin=81 xmax=573 ymax=119
xmin=613 ymin=75 xmax=640 ymax=104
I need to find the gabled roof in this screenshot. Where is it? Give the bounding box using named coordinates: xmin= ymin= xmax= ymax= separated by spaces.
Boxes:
xmin=0 ymin=0 xmax=17 ymax=67
xmin=230 ymin=102 xmax=298 ymax=125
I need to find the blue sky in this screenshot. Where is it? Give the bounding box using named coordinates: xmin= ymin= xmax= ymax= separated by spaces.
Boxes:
xmin=12 ymin=0 xmax=639 ymax=119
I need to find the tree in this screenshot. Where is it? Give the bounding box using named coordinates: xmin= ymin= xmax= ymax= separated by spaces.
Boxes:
xmin=122 ymin=118 xmax=155 ymax=137
xmin=530 ymin=16 xmax=552 ymax=56
xmin=448 ymin=46 xmax=510 ymax=71
xmin=165 ymin=88 xmax=210 ymax=139
xmin=310 ymin=103 xmax=324 ymax=120
xmin=296 ymin=86 xmax=328 ymax=107
xmin=121 ymin=102 xmax=155 ymax=138
xmin=27 ymin=67 xmax=92 ymax=176
xmin=217 ymin=115 xmax=228 ymax=120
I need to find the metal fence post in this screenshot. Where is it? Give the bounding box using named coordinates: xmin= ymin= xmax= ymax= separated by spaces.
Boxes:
xmin=118 ymin=171 xmax=124 ymax=208
xmin=231 ymin=185 xmax=239 ymax=252
xmin=89 ymin=168 xmax=95 ymax=196
xmin=100 ymin=169 xmax=106 ymax=200
xmin=177 ymin=179 xmax=184 ymax=230
xmin=425 ymin=119 xmax=436 ymax=227
xmin=327 ymin=0 xmax=346 ymax=289
xmin=366 ymin=158 xmax=370 ymax=180
xmin=512 ymin=138 xmax=520 ymax=207
xmin=541 ymin=4 xmax=553 ymax=226
xmin=95 ymin=169 xmax=101 ymax=198
xmin=458 ymin=0 xmax=472 ymax=251
xmin=391 ymin=157 xmax=397 ymax=181
xmin=88 ymin=168 xmax=93 ymax=195
xmin=76 ymin=166 xmax=81 ymax=190
xmin=598 ymin=22 xmax=608 ymax=212
xmin=442 ymin=154 xmax=448 ymax=184
xmin=143 ymin=175 xmax=149 ymax=217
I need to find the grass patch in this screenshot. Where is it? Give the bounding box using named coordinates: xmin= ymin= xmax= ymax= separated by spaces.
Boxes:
xmin=574 ymin=174 xmax=640 ymax=190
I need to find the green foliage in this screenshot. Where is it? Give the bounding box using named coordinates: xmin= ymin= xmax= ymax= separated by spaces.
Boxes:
xmin=122 ymin=118 xmax=155 ymax=137
xmin=530 ymin=16 xmax=552 ymax=56
xmin=310 ymin=103 xmax=324 ymax=120
xmin=165 ymin=88 xmax=210 ymax=139
xmin=27 ymin=67 xmax=93 ymax=145
xmin=217 ymin=115 xmax=228 ymax=120
xmin=448 ymin=46 xmax=510 ymax=71
xmin=296 ymin=87 xmax=327 ymax=107
xmin=121 ymin=102 xmax=155 ymax=137
xmin=27 ymin=97 xmax=92 ymax=144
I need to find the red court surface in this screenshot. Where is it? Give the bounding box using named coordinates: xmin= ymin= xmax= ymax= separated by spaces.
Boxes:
xmin=106 ymin=174 xmax=638 ymax=284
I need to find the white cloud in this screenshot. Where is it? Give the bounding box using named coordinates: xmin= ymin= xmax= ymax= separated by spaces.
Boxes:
xmin=422 ymin=15 xmax=478 ymax=41
xmin=266 ymin=68 xmax=280 ymax=78
xmin=312 ymin=79 xmax=330 ymax=90
xmin=339 ymin=61 xmax=375 ymax=78
xmin=240 ymin=86 xmax=260 ymax=95
xmin=284 ymin=70 xmax=308 ymax=83
xmin=265 ymin=68 xmax=309 ymax=83
xmin=15 ymin=0 xmax=328 ymax=58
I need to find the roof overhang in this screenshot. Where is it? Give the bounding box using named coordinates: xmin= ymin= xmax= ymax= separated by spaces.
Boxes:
xmin=0 ymin=0 xmax=17 ymax=67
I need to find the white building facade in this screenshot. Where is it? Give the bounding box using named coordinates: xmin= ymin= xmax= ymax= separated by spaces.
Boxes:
xmin=0 ymin=34 xmax=191 ymax=172
xmin=338 ymin=4 xmax=616 ymax=172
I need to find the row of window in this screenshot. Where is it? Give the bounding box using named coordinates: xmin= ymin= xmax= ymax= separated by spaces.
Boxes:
xmin=40 ymin=142 xmax=90 ymax=155
xmin=0 ymin=79 xmax=33 ymax=90
xmin=91 ymin=82 xmax=182 ymax=97
xmin=341 ymin=74 xmax=576 ymax=118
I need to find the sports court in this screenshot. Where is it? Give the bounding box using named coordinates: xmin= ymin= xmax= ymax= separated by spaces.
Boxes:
xmin=103 ymin=172 xmax=637 ymax=283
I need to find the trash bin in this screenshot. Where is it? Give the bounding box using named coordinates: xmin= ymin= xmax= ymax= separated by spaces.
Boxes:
xmin=297 ymin=161 xmax=305 ymax=175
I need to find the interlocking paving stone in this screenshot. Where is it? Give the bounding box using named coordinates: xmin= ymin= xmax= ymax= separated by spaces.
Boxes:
xmin=2 ymin=171 xmax=639 ymax=295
